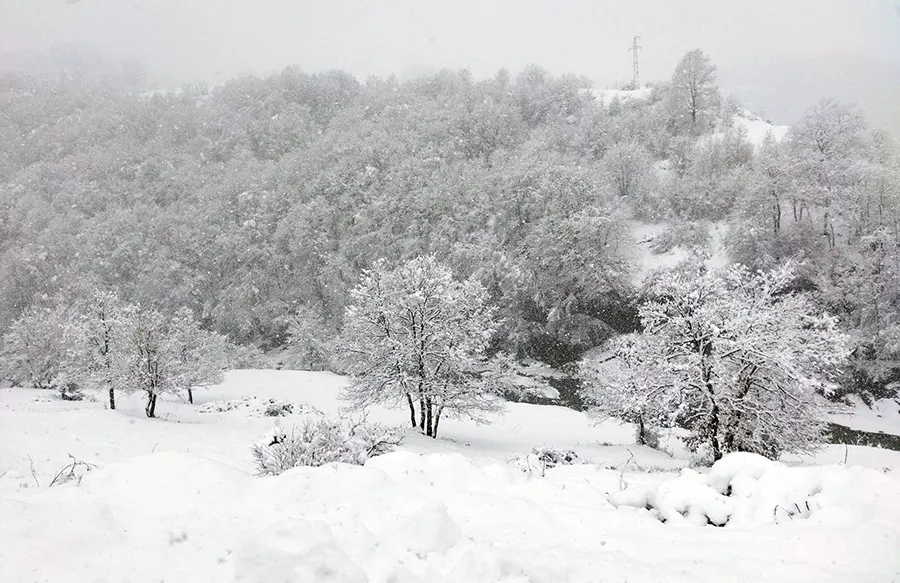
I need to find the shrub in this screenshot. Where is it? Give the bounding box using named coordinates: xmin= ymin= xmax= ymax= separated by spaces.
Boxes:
xmin=649 ymin=221 xmax=709 ymax=254
xmin=59 ymin=382 xmax=84 ymax=401
xmin=251 ymin=417 xmax=403 ymax=476
xmin=263 ymin=401 xmax=294 ymax=417
xmin=510 ymin=447 xmax=584 ymax=477
xmin=532 ymin=447 xmax=581 ymax=468
xmin=197 ymin=396 xmax=313 ymax=417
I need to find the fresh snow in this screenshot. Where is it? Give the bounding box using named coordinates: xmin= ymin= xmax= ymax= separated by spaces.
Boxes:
xmin=732 ymin=108 xmax=789 ymax=146
xmin=1 ymin=369 xmax=899 ymax=582
xmin=593 ymin=86 xmax=653 ymax=107
xmin=829 ymin=396 xmax=900 ymax=436
xmin=626 ymin=221 xmax=731 ymax=286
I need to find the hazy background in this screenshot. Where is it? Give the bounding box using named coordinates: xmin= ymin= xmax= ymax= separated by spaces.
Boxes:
xmin=2 ymin=0 xmax=899 ymax=132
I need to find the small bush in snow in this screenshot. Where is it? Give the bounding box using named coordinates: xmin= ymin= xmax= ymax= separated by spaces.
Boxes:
xmin=48 ymin=454 xmax=98 ymax=487
xmin=263 ymin=401 xmax=294 ymax=417
xmin=251 ymin=417 xmax=403 ymax=476
xmin=197 ymin=396 xmax=316 ymax=418
xmin=532 ymin=447 xmax=581 ymax=468
xmin=59 ymin=382 xmax=84 ymax=401
xmin=511 ymin=447 xmax=584 ymax=476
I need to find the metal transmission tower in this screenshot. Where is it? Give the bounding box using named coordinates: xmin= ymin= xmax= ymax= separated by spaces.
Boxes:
xmin=629 ymin=35 xmax=642 ymax=88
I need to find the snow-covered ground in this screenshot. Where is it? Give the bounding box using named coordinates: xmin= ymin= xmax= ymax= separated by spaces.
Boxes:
xmin=830 ymin=396 xmax=900 ymax=436
xmin=626 ymin=221 xmax=731 ymax=286
xmin=1 ymin=370 xmax=899 ymax=582
xmin=732 ymin=108 xmax=789 ymax=146
xmin=593 ymin=86 xmax=653 ymax=107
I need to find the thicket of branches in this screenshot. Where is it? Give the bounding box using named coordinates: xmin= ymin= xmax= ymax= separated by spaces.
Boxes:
xmin=1 ymin=48 xmax=898 ymax=397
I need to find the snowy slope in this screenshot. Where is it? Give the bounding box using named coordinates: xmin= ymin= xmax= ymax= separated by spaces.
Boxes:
xmin=732 ymin=108 xmax=789 ymax=146
xmin=1 ymin=370 xmax=899 ymax=582
xmin=625 ymin=221 xmax=731 ymax=287
xmin=829 ymin=396 xmax=900 ymax=436
xmin=593 ymin=86 xmax=653 ymax=107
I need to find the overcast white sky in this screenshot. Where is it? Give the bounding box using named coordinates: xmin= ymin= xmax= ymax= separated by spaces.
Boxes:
xmin=2 ymin=0 xmax=899 ymax=87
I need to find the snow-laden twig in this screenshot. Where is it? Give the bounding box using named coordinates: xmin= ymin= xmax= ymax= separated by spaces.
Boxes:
xmin=48 ymin=454 xmax=98 ymax=487
xmin=25 ymin=455 xmax=40 ymax=487
xmin=617 ymin=449 xmax=641 ymax=491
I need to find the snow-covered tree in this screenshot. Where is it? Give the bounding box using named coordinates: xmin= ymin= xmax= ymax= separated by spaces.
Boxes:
xmin=167 ymin=307 xmax=228 ymax=404
xmin=602 ymin=141 xmax=655 ymax=203
xmin=282 ymin=305 xmax=333 ymax=371
xmin=339 ymin=256 xmax=502 ymax=438
xmin=579 ymin=333 xmax=671 ymax=445
xmin=787 ymin=99 xmax=867 ymax=248
xmin=115 ymin=305 xmax=226 ymax=418
xmin=75 ymin=289 xmax=129 ymax=409
xmin=585 ymin=262 xmax=849 ymax=462
xmin=668 ymin=49 xmax=720 ymax=135
xmin=0 ymin=304 xmax=82 ymax=396
xmin=115 ymin=306 xmax=173 ymax=418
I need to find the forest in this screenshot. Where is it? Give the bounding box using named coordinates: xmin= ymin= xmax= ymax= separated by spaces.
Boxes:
xmin=1 ymin=48 xmax=899 ymax=403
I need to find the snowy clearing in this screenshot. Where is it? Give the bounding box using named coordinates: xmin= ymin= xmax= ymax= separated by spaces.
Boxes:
xmin=829 ymin=396 xmax=900 ymax=436
xmin=732 ymin=108 xmax=789 ymax=146
xmin=1 ymin=369 xmax=899 ymax=582
xmin=593 ymin=86 xmax=653 ymax=107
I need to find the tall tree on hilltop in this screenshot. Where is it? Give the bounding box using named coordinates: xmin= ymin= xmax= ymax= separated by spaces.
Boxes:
xmin=669 ymin=49 xmax=720 ymax=135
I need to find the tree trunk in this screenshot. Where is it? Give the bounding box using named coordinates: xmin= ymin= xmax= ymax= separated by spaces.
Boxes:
xmin=108 ymin=387 xmax=116 ymax=410
xmin=419 ymin=396 xmax=426 ymax=431
xmin=145 ymin=393 xmax=157 ymax=418
xmin=406 ymin=393 xmax=417 ymax=428
xmin=425 ymin=397 xmax=434 ymax=437
xmin=699 ymin=349 xmax=722 ymax=462
xmin=772 ymin=195 xmax=781 ymax=235
xmin=635 ymin=416 xmax=646 ymax=445
xmin=433 ymin=406 xmax=442 ymax=439
xmin=704 ymin=382 xmax=722 ymax=462
xmin=187 ymin=388 xmax=193 ymax=405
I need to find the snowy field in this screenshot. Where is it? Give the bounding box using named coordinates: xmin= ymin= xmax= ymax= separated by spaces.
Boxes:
xmin=1 ymin=370 xmax=899 ymax=582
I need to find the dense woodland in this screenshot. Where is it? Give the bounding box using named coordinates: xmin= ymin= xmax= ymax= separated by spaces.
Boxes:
xmin=1 ymin=49 xmax=899 ymax=400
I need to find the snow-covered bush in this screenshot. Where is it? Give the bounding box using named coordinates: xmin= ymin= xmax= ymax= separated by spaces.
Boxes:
xmin=59 ymin=382 xmax=84 ymax=401
xmin=532 ymin=447 xmax=581 ymax=468
xmin=251 ymin=417 xmax=403 ymax=476
xmin=263 ymin=401 xmax=294 ymax=417
xmin=197 ymin=396 xmax=317 ymax=417
xmin=510 ymin=447 xmax=584 ymax=476
xmin=225 ymin=342 xmax=268 ymax=370
xmin=610 ymin=452 xmax=868 ymax=528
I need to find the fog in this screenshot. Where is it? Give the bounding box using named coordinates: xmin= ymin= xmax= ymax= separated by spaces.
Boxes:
xmin=3 ymin=0 xmax=900 ymax=128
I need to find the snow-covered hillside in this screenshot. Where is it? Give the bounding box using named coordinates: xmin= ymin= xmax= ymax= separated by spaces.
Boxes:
xmin=593 ymin=86 xmax=653 ymax=107
xmin=625 ymin=221 xmax=731 ymax=287
xmin=732 ymin=108 xmax=789 ymax=145
xmin=1 ymin=370 xmax=899 ymax=582
xmin=829 ymin=396 xmax=900 ymax=436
